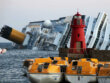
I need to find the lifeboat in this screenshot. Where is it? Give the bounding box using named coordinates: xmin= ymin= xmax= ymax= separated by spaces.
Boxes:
xmin=23 ymin=57 xmax=110 ymax=83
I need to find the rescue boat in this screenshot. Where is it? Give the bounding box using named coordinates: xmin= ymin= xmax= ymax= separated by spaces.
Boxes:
xmin=23 ymin=56 xmax=110 ymax=83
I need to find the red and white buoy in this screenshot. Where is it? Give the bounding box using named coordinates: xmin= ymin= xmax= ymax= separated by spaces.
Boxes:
xmin=0 ymin=48 xmax=7 ymax=54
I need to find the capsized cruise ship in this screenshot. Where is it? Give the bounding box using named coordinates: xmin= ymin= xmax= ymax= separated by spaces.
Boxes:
xmin=0 ymin=12 xmax=110 ymax=50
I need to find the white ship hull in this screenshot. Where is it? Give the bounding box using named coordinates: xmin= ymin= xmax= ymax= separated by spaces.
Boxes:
xmin=28 ymin=73 xmax=97 ymax=83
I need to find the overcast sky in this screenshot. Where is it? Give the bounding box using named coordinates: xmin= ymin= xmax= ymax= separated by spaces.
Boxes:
xmin=0 ymin=0 xmax=110 ymax=42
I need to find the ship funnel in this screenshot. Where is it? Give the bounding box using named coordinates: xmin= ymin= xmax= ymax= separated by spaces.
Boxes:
xmin=0 ymin=25 xmax=26 ymax=44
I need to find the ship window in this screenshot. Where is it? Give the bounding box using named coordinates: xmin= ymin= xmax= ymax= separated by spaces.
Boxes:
xmin=60 ymin=65 xmax=67 ymax=72
xmin=44 ymin=63 xmax=49 ymax=69
xmin=38 ymin=65 xmax=43 ymax=72
xmin=87 ymin=58 xmax=91 ymax=61
xmin=52 ymin=60 xmax=58 ymax=64
xmin=38 ymin=37 xmax=41 ymax=43
xmin=72 ymin=61 xmax=78 ymax=66
xmin=91 ymin=31 xmax=93 ymax=34
xmin=50 ymin=57 xmax=54 ymax=60
xmin=87 ymin=43 xmax=89 ymax=46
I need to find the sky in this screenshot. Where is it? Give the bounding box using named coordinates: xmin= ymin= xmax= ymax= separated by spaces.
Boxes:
xmin=0 ymin=0 xmax=110 ymax=42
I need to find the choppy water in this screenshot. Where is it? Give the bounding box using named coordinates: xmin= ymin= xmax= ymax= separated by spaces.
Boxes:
xmin=0 ymin=49 xmax=58 ymax=83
